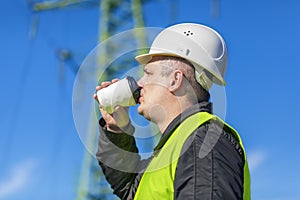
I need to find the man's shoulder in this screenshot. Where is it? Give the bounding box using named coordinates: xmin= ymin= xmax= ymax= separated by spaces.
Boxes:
xmin=194 ymin=119 xmax=245 ymax=160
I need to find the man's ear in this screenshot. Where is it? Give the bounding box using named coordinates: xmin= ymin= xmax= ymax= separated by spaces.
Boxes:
xmin=169 ymin=70 xmax=184 ymax=92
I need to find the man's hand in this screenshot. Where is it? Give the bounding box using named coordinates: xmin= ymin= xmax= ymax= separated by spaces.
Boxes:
xmin=94 ymin=79 xmax=132 ymax=134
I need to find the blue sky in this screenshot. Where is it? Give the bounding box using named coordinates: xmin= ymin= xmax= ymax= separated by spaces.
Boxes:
xmin=1 ymin=0 xmax=300 ymax=200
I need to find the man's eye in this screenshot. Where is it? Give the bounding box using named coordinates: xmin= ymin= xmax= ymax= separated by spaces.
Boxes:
xmin=144 ymin=70 xmax=151 ymax=75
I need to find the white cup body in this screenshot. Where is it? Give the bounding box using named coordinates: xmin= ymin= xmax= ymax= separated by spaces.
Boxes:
xmin=97 ymin=78 xmax=137 ymax=114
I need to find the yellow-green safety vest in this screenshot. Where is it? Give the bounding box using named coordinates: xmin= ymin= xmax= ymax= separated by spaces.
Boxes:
xmin=134 ymin=112 xmax=251 ymax=200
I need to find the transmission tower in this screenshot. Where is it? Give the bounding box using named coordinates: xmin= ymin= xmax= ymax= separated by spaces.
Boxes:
xmin=29 ymin=0 xmax=147 ymax=199
xmin=28 ymin=0 xmax=219 ymax=199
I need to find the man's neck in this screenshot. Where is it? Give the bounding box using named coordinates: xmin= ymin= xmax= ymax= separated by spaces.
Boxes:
xmin=156 ymin=100 xmax=193 ymax=133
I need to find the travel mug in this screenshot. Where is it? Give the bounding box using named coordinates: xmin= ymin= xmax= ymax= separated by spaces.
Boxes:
xmin=96 ymin=76 xmax=140 ymax=114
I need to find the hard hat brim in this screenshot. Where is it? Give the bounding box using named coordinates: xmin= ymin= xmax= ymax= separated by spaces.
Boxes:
xmin=135 ymin=53 xmax=182 ymax=65
xmin=135 ymin=53 xmax=152 ymax=65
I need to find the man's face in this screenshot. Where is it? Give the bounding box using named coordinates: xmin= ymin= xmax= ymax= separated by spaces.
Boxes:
xmin=137 ymin=61 xmax=171 ymax=121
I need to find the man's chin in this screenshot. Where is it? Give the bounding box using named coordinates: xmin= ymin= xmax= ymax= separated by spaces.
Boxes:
xmin=137 ymin=104 xmax=143 ymax=115
xmin=137 ymin=104 xmax=150 ymax=121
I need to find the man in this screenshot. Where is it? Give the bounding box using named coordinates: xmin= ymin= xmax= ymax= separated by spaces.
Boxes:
xmin=94 ymin=23 xmax=251 ymax=199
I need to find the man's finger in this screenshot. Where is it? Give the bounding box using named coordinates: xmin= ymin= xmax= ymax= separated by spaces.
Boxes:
xmin=111 ymin=78 xmax=119 ymax=83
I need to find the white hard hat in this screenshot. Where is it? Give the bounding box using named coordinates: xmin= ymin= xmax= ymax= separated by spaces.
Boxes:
xmin=135 ymin=23 xmax=228 ymax=90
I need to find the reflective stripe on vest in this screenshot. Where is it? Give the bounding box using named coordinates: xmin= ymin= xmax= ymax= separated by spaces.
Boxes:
xmin=133 ymin=112 xmax=251 ymax=200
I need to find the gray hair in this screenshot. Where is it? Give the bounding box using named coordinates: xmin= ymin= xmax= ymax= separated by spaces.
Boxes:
xmin=156 ymin=56 xmax=210 ymax=102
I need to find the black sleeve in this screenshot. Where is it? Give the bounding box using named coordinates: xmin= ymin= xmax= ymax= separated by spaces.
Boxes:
xmin=96 ymin=119 xmax=140 ymax=199
xmin=96 ymin=119 xmax=151 ymax=200
xmin=174 ymin=120 xmax=245 ymax=200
